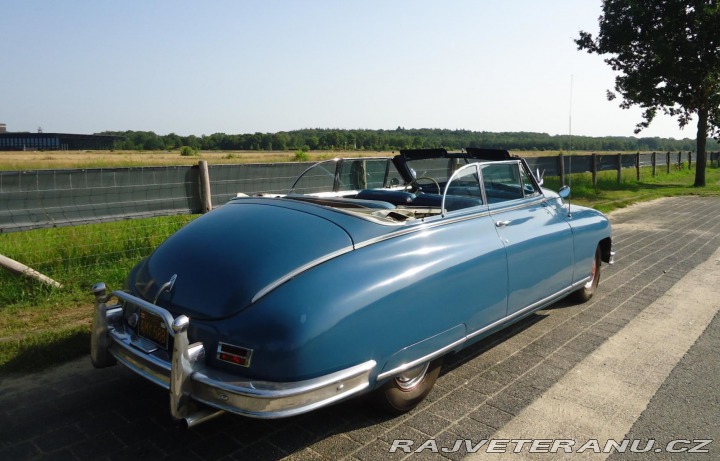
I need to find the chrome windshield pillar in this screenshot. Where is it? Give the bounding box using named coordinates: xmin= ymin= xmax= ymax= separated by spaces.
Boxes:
xmin=91 ymin=283 xmax=119 ymax=368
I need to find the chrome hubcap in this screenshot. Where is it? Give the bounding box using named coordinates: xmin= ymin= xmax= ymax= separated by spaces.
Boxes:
xmin=584 ymin=258 xmax=598 ymax=290
xmin=395 ymin=362 xmax=430 ymax=391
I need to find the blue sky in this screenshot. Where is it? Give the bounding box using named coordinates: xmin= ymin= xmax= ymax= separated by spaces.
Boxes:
xmin=0 ymin=1 xmax=695 ymax=139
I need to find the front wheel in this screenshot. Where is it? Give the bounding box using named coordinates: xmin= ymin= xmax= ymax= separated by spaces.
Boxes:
xmin=570 ymin=246 xmax=601 ymax=303
xmin=372 ymin=358 xmax=442 ymax=414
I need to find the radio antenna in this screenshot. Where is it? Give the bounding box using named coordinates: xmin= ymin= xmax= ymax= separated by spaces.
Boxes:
xmin=567 ymin=74 xmax=573 ymax=217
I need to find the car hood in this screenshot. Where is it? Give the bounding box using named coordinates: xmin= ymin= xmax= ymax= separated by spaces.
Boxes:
xmin=130 ymin=201 xmax=354 ymax=319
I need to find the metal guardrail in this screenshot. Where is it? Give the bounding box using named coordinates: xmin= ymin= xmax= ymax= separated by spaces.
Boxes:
xmin=1 ymin=152 xmax=718 ymax=233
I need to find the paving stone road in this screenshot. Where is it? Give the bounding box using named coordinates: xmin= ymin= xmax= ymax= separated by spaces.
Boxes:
xmin=1 ymin=196 xmax=719 ymax=461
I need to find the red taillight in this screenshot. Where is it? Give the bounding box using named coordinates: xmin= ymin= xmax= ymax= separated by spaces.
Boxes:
xmin=217 ymin=342 xmax=253 ymax=367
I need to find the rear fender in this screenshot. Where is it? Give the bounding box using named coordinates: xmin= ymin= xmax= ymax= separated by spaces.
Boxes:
xmin=377 ymin=324 xmax=466 ymax=382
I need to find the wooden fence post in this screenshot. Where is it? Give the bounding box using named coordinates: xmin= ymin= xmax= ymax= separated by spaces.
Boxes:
xmin=652 ymin=152 xmax=657 ymax=177
xmin=667 ymin=151 xmax=671 ymax=174
xmin=617 ymin=153 xmax=622 ymax=184
xmin=558 ymin=153 xmax=566 ymax=187
xmin=0 ymin=254 xmax=63 ymax=288
xmin=688 ymin=151 xmax=692 ymax=169
xmin=198 ymin=160 xmax=212 ymax=213
xmin=636 ymin=152 xmax=640 ymax=181
xmin=591 ymin=153 xmax=598 ymax=187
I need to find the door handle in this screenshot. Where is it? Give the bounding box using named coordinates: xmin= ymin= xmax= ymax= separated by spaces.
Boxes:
xmin=495 ymin=220 xmax=511 ymax=227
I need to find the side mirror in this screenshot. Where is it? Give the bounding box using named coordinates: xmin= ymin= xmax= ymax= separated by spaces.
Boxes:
xmin=558 ymin=185 xmax=571 ymax=199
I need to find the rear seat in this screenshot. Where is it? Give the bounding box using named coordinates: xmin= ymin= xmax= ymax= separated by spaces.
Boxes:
xmin=413 ymin=194 xmax=484 ymax=211
xmin=356 ymin=189 xmax=415 ymax=205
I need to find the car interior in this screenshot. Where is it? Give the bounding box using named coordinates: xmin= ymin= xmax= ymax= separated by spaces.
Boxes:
xmin=282 ymin=152 xmax=541 ymax=221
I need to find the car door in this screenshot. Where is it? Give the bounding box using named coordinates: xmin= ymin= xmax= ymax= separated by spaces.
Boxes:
xmin=481 ymin=161 xmax=574 ymax=316
xmin=439 ymin=163 xmax=508 ymax=331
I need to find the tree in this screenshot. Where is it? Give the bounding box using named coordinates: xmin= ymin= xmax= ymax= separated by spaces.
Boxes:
xmin=165 ymin=133 xmax=182 ymax=150
xmin=576 ymin=0 xmax=720 ymax=186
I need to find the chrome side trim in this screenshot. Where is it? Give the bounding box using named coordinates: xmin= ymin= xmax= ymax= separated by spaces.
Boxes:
xmin=466 ymin=276 xmax=591 ymax=342
xmin=354 ymin=198 xmax=547 ymax=251
xmin=377 ymin=278 xmax=590 ymax=381
xmin=376 ymin=337 xmax=465 ymax=382
xmin=251 ymin=245 xmax=354 ymax=303
xmin=487 ymin=197 xmax=546 ymax=215
xmin=353 ymin=210 xmax=492 ymax=250
xmin=572 ymin=276 xmax=593 ymax=290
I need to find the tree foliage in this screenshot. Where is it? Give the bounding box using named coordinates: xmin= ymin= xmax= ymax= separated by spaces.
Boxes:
xmin=576 ymin=0 xmax=720 ymax=186
xmin=179 ymin=146 xmax=198 ymax=157
xmin=99 ymin=128 xmax=715 ymax=154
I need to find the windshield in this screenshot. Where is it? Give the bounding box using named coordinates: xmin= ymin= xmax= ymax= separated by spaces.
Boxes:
xmin=338 ymin=158 xmax=403 ymax=190
xmin=405 ymin=157 xmax=477 ymax=183
xmin=290 ymin=158 xmax=403 ymax=195
xmin=290 ymin=160 xmax=337 ymax=195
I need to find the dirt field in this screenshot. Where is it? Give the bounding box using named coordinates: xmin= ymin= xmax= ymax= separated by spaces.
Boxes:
xmin=0 ymin=149 xmax=601 ymax=170
xmin=0 ymin=150 xmax=392 ymax=170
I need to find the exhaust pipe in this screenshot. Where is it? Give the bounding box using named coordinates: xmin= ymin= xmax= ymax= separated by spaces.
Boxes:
xmin=179 ymin=407 xmax=226 ymax=428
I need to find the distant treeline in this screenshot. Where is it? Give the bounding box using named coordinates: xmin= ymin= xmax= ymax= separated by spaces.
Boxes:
xmin=99 ymin=128 xmax=717 ymax=152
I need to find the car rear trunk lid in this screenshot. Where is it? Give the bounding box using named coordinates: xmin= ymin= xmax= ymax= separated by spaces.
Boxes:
xmin=130 ymin=201 xmax=353 ymax=320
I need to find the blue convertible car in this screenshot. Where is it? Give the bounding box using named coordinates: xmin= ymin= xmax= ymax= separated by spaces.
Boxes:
xmin=91 ymin=148 xmax=613 ymax=426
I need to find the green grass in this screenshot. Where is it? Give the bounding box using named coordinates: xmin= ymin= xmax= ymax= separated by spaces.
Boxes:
xmin=1 ymin=165 xmax=719 ymax=375
xmin=0 ymin=215 xmax=195 ymax=374
xmin=543 ymin=165 xmax=720 ymax=213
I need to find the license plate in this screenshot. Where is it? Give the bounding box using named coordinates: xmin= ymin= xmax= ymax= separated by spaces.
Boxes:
xmin=138 ymin=310 xmax=168 ymax=350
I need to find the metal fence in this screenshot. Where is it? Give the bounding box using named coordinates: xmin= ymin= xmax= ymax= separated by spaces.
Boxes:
xmin=523 ymin=151 xmax=713 ymax=178
xmin=0 ymin=162 xmax=309 ymax=233
xmin=1 ymin=152 xmax=718 ymax=234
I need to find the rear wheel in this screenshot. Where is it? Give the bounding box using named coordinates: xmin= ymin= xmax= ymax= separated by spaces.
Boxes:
xmin=571 ymin=246 xmax=601 ymax=303
xmin=372 ymin=358 xmax=442 ymax=414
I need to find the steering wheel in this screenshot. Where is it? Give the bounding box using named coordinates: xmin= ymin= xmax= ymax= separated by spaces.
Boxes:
xmin=408 ymin=176 xmax=441 ymax=195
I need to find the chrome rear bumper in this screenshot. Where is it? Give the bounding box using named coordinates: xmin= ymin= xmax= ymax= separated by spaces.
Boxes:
xmin=90 ymin=283 xmax=376 ymax=427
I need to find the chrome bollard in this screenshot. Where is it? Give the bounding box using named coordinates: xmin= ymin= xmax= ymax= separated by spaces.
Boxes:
xmin=170 ymin=315 xmax=192 ymax=420
xmin=170 ymin=315 xmax=222 ymax=427
xmin=90 ymin=283 xmax=117 ymax=368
